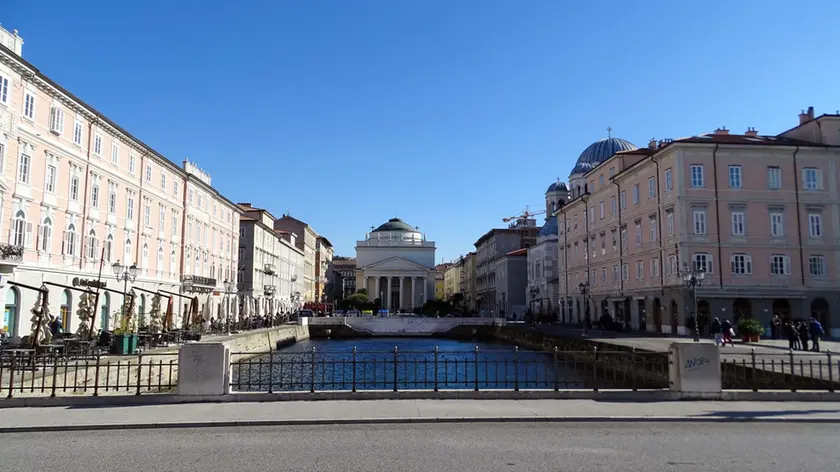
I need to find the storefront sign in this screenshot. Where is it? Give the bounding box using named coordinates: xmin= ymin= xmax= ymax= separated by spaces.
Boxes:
xmin=181 ymin=275 xmax=217 ymax=287
xmin=72 ymin=277 xmax=106 ymax=289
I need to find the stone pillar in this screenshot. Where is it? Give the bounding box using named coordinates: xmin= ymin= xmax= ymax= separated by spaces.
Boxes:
xmin=178 ymin=343 xmax=230 ymax=396
xmin=386 ymin=277 xmax=392 ymax=312
xmin=398 ymin=276 xmax=404 ymax=311
xmin=412 ymin=277 xmax=418 ymax=310
xmin=374 ymin=276 xmax=380 ymax=305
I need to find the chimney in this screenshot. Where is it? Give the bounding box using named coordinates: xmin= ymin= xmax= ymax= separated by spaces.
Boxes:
xmin=799 ymin=106 xmax=815 ymax=125
xmin=745 ymin=127 xmax=758 ymax=137
xmin=713 ymin=126 xmax=729 ymax=136
xmin=648 ymin=138 xmax=656 ymax=150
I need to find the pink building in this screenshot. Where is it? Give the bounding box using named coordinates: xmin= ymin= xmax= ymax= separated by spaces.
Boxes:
xmin=559 ymin=109 xmax=840 ymax=337
xmin=0 ymin=27 xmax=241 ymax=337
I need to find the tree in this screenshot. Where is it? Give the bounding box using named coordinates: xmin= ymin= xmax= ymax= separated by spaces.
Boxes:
xmin=451 ymin=293 xmax=465 ymax=312
xmin=338 ymin=293 xmax=371 ymax=311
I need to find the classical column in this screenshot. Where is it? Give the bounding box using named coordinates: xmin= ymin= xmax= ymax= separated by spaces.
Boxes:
xmin=398 ymin=276 xmax=404 ymax=311
xmin=374 ymin=276 xmax=380 ymax=305
xmin=412 ymin=277 xmax=418 ymax=310
xmin=386 ymin=277 xmax=392 ymax=312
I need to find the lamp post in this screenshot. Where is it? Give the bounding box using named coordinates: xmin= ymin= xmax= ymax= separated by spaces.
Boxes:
xmin=223 ymin=279 xmax=235 ymax=335
xmin=578 ymin=281 xmax=590 ymax=337
xmin=681 ymin=264 xmax=705 ymax=342
xmin=112 ymin=260 xmax=138 ymax=328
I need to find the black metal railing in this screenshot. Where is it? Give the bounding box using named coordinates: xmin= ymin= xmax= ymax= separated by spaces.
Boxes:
xmin=721 ymin=349 xmax=838 ymax=392
xmin=229 ymin=347 xmax=670 ymax=393
xmin=0 ymin=243 xmax=23 ymax=262
xmin=0 ymin=351 xmax=177 ymax=398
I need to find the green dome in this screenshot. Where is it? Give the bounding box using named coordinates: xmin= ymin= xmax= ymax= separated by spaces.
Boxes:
xmin=372 ymin=218 xmax=417 ymax=233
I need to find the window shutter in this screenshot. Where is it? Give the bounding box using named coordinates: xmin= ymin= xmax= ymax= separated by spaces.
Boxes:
xmin=730 ymin=257 xmax=736 ymax=274
xmin=817 ymin=169 xmax=824 ymax=189
xmin=25 ymin=222 xmax=33 ymax=248
xmin=62 ymin=231 xmax=68 ymax=255
xmin=36 ymin=224 xmax=41 ymax=251
xmin=746 ymin=256 xmax=752 ymax=274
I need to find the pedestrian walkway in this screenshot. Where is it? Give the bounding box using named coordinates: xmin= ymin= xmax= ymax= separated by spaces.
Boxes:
xmin=1 ymin=399 xmax=839 ymax=432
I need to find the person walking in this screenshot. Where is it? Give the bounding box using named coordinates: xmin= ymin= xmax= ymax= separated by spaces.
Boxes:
xmin=710 ymin=317 xmax=723 ymax=347
xmin=721 ymin=318 xmax=734 ymax=347
xmin=786 ymin=322 xmax=799 ymax=350
xmin=798 ymin=321 xmax=809 ymax=351
xmin=809 ymin=317 xmax=825 ymax=352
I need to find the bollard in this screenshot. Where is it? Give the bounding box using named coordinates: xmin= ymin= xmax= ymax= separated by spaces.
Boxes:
xmin=751 ymin=348 xmax=758 ymax=392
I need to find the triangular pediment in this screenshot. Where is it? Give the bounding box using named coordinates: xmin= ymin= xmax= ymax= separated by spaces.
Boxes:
xmin=361 ymin=256 xmax=430 ymax=271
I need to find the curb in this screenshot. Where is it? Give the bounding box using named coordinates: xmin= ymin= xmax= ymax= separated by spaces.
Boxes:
xmin=2 ymin=415 xmax=840 ymax=433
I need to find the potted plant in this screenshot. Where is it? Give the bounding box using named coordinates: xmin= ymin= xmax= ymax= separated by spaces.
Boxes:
xmin=737 ymin=318 xmax=763 ymax=343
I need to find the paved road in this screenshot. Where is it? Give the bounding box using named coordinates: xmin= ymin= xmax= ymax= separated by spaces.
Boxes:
xmin=1 ymin=423 xmax=837 ymax=472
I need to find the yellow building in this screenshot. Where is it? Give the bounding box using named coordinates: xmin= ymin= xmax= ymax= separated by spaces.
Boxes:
xmin=434 ymin=263 xmax=450 ymax=300
xmin=444 ymin=260 xmax=463 ymax=300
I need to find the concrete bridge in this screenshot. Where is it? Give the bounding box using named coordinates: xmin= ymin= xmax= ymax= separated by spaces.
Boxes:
xmin=308 ymin=316 xmax=504 ymax=337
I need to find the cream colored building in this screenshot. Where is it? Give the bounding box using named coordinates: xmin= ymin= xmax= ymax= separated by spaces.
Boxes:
xmin=443 ymin=259 xmax=462 ymax=300
xmin=355 ymin=218 xmax=436 ymax=311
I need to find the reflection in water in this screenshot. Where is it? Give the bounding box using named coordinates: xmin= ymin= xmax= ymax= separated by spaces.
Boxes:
xmin=231 ymin=337 xmax=591 ymax=391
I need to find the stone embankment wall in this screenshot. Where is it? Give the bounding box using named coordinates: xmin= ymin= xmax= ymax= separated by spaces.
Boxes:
xmin=1 ymin=325 xmax=309 ymax=399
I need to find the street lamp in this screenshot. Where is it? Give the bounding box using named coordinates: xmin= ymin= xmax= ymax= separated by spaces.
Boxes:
xmin=578 ymin=281 xmax=590 ymax=337
xmin=112 ymin=260 xmax=138 ymax=329
xmin=682 ymin=264 xmax=705 ymax=342
xmin=224 ymin=279 xmax=235 ymax=335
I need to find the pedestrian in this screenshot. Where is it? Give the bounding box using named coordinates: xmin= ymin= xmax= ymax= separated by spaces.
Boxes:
xmin=809 ymin=316 xmax=825 ymax=352
xmin=798 ymin=321 xmax=810 ymax=351
xmin=721 ymin=318 xmax=734 ymax=347
xmin=787 ymin=322 xmax=799 ymax=350
xmin=710 ymin=317 xmax=723 ymax=346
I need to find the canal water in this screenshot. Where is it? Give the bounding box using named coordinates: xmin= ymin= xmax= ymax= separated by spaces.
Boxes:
xmin=231 ymin=337 xmax=590 ymax=392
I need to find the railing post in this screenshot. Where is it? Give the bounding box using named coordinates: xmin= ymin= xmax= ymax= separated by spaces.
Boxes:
xmin=593 ymin=346 xmax=598 ymax=392
xmin=514 ymin=346 xmax=519 ymax=392
xmin=352 ymin=346 xmax=357 ymax=393
xmin=474 ymin=345 xmax=479 ymax=392
xmin=6 ymin=352 xmax=16 ymax=398
xmin=393 ymin=346 xmax=398 ymax=392
xmin=50 ymin=355 xmax=60 ymax=398
xmin=751 ymin=348 xmax=758 ymax=392
xmin=631 ymin=347 xmax=637 ymax=392
xmin=553 ymin=346 xmax=559 ymax=392
xmin=310 ymin=347 xmax=316 ymax=393
xmin=828 ymin=350 xmax=834 ymax=393
xmin=268 ymin=352 xmax=274 ymax=394
xmin=92 ymin=353 xmax=101 ymax=397
xmin=789 ymin=349 xmax=796 ymax=392
xmin=434 ymin=346 xmax=439 ymax=392
xmin=136 ymin=354 xmax=143 ymax=396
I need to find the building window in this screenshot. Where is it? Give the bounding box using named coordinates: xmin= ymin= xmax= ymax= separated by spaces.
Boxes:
xmin=649 ymin=217 xmax=657 ymax=242
xmin=23 ymin=92 xmax=35 ymax=120
xmin=12 ymin=211 xmax=28 ymax=247
xmin=108 ymin=186 xmax=116 ymax=214
xmin=632 ymin=184 xmax=639 ymax=204
xmin=87 ymin=230 xmax=99 ymax=260
xmin=38 ymin=218 xmax=52 ymax=253
xmin=62 ymin=224 xmax=78 ymax=256
xmin=158 ymin=247 xmax=164 ymax=268
xmin=599 ymin=175 xmax=604 ymax=187
xmin=808 ymin=255 xmax=826 ymax=277
xmin=636 ymin=261 xmax=644 ymax=279
xmin=173 ymin=180 xmax=180 ymax=196
xmin=667 ymin=254 xmax=678 ymax=275
xmin=69 ymin=174 xmax=79 ymax=201
xmin=171 ymin=214 xmax=178 ymax=236
xmin=665 ymin=168 xmax=673 ymax=192
xmin=770 ymin=212 xmax=784 ymax=237
xmin=93 ymin=134 xmax=102 ymax=156
xmin=0 ymin=74 xmax=7 ymax=104
xmin=599 ymin=201 xmax=605 ymax=219
xmin=601 ymin=268 xmax=607 ymax=284
xmin=111 ymin=144 xmax=119 ymax=164
xmin=808 ymin=213 xmax=822 ymax=237
xmin=666 ymin=209 xmax=674 ymax=236
xmin=144 ymin=202 xmax=151 ymax=226
xmin=610 ymin=196 xmax=616 ymax=214
xmin=635 ymin=221 xmax=642 ymax=247
xmin=803 ymin=168 xmax=822 ymax=190
xmin=17 ymin=152 xmax=30 ymax=183
xmin=767 ymin=166 xmax=781 ymax=189
xmin=127 ymin=194 xmax=135 ymax=221
xmin=142 ymin=243 xmax=149 ymax=268
xmin=90 ymin=181 xmax=100 ymax=208
xmin=146 ymin=164 xmax=152 ymax=182
xmin=729 ymin=165 xmax=742 ymax=188
xmin=161 ymin=172 xmax=167 ymax=191
xmin=690 ymin=165 xmax=704 ymax=187
xmin=771 ymin=254 xmax=791 ymax=276
xmin=49 ymin=107 xmax=65 ymax=134
xmin=693 ymin=253 xmax=713 ymax=273
xmin=188 ymin=188 xmax=194 ymax=204
xmin=73 ymin=120 xmax=83 ymax=145
xmin=44 ymin=165 xmax=56 ymax=193
xmin=612 ymin=265 xmax=619 ymax=282
xmin=129 ymin=155 xmax=136 ymax=174
xmin=693 ymin=210 xmax=707 ymax=235
xmin=648 ymin=177 xmax=656 ymax=198
xmin=589 ymin=206 xmax=595 ymax=224
xmin=651 ymin=258 xmax=660 ymax=278
xmin=105 ymin=234 xmax=113 ymax=261
xmin=619 ymin=191 xmax=626 ymax=210
xmin=620 ymin=226 xmax=627 ymax=250
xmin=621 ymin=263 xmax=629 ymax=281
xmin=159 ymin=205 xmax=165 ymax=227
xmin=730 ymin=254 xmax=752 ymax=275
xmin=611 ymin=229 xmax=617 ymax=251
xmin=731 ymin=211 xmax=745 ymax=236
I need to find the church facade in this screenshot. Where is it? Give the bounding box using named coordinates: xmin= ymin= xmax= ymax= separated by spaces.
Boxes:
xmin=355 ymin=218 xmax=436 ymax=311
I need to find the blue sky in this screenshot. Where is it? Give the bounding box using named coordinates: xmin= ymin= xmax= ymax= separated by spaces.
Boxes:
xmin=5 ymin=1 xmax=840 ymax=262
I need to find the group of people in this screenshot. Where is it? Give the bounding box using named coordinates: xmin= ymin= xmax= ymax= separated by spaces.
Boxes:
xmin=709 ymin=315 xmax=826 ymax=351
xmin=709 ymin=317 xmax=735 ymax=347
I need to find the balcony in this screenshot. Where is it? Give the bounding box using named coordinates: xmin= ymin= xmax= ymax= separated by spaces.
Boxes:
xmin=0 ymin=244 xmax=23 ymax=272
xmin=264 ymin=264 xmax=276 ymax=275
xmin=264 ymin=285 xmax=276 ymax=297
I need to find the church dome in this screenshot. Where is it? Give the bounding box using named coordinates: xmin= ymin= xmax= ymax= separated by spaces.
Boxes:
xmin=546 ymin=181 xmax=568 ymax=194
xmin=571 ymin=137 xmax=637 ymax=175
xmin=372 ymin=218 xmax=417 ymax=233
xmin=538 ymin=215 xmax=558 ymax=237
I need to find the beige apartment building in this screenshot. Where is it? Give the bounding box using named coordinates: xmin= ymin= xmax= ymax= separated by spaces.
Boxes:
xmin=443 ymin=259 xmax=462 ymax=300
xmin=0 ymin=27 xmax=241 ymax=336
xmin=559 ymin=109 xmax=840 ymax=337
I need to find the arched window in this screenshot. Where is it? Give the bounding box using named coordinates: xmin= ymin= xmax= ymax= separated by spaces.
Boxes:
xmin=185 ymin=248 xmax=191 ymax=271
xmin=157 ymin=247 xmax=163 ymax=270
xmin=63 ymin=223 xmax=78 ymax=256
xmin=3 ymin=287 xmax=20 ymax=336
xmin=170 ymin=249 xmax=176 ymax=274
xmin=194 ymin=252 xmax=200 ymax=275
xmin=100 ymin=292 xmax=111 ymax=331
xmin=142 ymin=242 xmax=149 ymax=269
xmin=210 ymin=264 xmax=215 ymax=279
xmin=105 ymin=234 xmax=113 ymax=262
xmin=87 ymin=229 xmax=99 ymax=260
xmin=38 ymin=217 xmax=52 ymax=253
xmin=12 ymin=210 xmax=27 ymax=247
xmin=60 ymin=289 xmax=72 ymax=331
xmin=124 ymin=238 xmax=132 ymax=263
